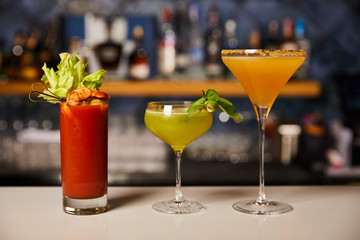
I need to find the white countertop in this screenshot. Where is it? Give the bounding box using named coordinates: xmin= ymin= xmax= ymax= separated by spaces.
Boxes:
xmin=1 ymin=186 xmax=359 ymax=240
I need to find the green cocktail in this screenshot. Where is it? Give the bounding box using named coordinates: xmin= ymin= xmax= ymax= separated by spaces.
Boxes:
xmin=145 ymin=106 xmax=212 ymax=152
xmin=144 ymin=101 xmax=213 ymax=214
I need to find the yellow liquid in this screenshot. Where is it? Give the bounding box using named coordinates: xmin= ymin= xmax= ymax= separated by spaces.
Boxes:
xmin=144 ymin=108 xmax=213 ymax=152
xmin=222 ymin=55 xmax=305 ymax=108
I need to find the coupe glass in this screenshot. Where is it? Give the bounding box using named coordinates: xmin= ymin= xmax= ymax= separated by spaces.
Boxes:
xmin=221 ymin=49 xmax=306 ymax=215
xmin=144 ymin=101 xmax=213 ymax=214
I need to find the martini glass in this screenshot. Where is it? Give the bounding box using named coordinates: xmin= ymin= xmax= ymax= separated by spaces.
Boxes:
xmin=144 ymin=101 xmax=213 ymax=214
xmin=221 ymin=49 xmax=306 ymax=215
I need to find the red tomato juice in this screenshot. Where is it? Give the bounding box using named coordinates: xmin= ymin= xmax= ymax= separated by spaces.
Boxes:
xmin=60 ymin=102 xmax=108 ymax=199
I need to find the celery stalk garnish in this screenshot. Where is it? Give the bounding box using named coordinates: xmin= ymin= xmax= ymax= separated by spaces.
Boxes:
xmin=39 ymin=52 xmax=106 ymax=103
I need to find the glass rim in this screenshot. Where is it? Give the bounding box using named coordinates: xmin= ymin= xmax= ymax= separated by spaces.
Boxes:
xmin=221 ymin=49 xmax=306 ymax=57
xmin=147 ymin=101 xmax=193 ymax=107
xmin=60 ymin=99 xmax=109 ymax=106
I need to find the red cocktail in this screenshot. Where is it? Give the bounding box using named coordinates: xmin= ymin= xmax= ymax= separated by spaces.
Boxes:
xmin=60 ymin=101 xmax=108 ymax=214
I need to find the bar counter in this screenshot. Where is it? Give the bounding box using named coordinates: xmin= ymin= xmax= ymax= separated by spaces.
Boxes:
xmin=1 ymin=186 xmax=359 ymax=240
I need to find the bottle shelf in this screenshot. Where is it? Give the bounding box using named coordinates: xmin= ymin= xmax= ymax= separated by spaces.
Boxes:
xmin=0 ymin=79 xmax=321 ymax=98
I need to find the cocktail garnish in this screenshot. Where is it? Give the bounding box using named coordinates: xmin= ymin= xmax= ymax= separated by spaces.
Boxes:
xmin=29 ymin=52 xmax=107 ymax=104
xmin=29 ymin=82 xmax=66 ymax=103
xmin=66 ymin=87 xmax=109 ymax=103
xmin=187 ymin=89 xmax=243 ymax=121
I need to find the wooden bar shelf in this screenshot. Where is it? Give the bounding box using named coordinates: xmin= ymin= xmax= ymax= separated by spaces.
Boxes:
xmin=0 ymin=79 xmax=321 ymax=98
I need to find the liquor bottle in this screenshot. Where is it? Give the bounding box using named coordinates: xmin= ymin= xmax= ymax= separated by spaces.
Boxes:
xmin=69 ymin=36 xmax=86 ymax=61
xmin=279 ymin=17 xmax=299 ymax=50
xmin=0 ymin=40 xmax=3 ymax=80
xmin=224 ymin=19 xmax=239 ymax=50
xmin=174 ymin=1 xmax=190 ymax=74
xmin=4 ymin=32 xmax=25 ymax=79
xmin=187 ymin=3 xmax=205 ymax=79
xmin=94 ymin=18 xmax=123 ymax=72
xmin=248 ymin=29 xmax=261 ymax=49
xmin=20 ymin=29 xmax=42 ymax=80
xmin=157 ymin=6 xmax=176 ymax=77
xmin=128 ymin=26 xmax=150 ymax=80
xmin=38 ymin=26 xmax=58 ymax=69
xmin=223 ymin=19 xmax=239 ymax=78
xmin=0 ymin=39 xmax=7 ymax=83
xmin=204 ymin=4 xmax=223 ymax=79
xmin=265 ymin=19 xmax=279 ymax=49
xmin=294 ymin=18 xmax=311 ymax=79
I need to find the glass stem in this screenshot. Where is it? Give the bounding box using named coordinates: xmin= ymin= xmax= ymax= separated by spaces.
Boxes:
xmin=255 ymin=106 xmax=269 ymax=205
xmin=174 ymin=151 xmax=185 ymax=203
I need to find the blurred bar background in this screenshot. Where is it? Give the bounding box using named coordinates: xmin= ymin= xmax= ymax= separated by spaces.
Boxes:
xmin=0 ymin=0 xmax=359 ymax=186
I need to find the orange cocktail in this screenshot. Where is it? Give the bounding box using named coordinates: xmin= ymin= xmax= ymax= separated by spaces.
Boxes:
xmin=60 ymin=102 xmax=108 ymax=200
xmin=222 ymin=50 xmax=305 ymax=110
xmin=222 ymin=49 xmax=305 ymax=215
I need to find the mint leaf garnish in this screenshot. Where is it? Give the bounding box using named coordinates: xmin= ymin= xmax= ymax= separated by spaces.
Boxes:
xmin=188 ymin=89 xmax=243 ymax=121
xmin=218 ymin=97 xmax=240 ymax=120
xmin=187 ymin=97 xmax=206 ymax=113
xmin=206 ymin=89 xmax=219 ymax=101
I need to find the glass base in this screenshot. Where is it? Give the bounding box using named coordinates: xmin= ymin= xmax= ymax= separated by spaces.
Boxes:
xmin=63 ymin=194 xmax=107 ymax=215
xmin=152 ymin=199 xmax=206 ymax=214
xmin=233 ymin=200 xmax=293 ymax=215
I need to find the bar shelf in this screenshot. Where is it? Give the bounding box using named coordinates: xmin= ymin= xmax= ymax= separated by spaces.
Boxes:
xmin=0 ymin=79 xmax=321 ymax=98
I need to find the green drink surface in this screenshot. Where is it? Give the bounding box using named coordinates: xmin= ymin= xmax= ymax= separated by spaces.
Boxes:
xmin=144 ymin=108 xmax=213 ymax=152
